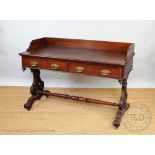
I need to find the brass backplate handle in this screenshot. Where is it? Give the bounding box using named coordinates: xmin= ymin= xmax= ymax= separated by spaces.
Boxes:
xmin=75 ymin=66 xmax=85 ymax=73
xmin=51 ymin=64 xmax=60 ymax=70
xmin=30 ymin=61 xmax=38 ymax=67
xmin=100 ymin=69 xmax=111 ymax=76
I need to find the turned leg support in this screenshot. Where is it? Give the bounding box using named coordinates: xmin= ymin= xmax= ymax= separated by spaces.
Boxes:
xmin=24 ymin=69 xmax=49 ymax=110
xmin=113 ymin=78 xmax=130 ymax=128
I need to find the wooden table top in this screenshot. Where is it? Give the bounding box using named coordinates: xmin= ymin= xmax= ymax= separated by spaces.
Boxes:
xmin=20 ymin=46 xmax=127 ymax=66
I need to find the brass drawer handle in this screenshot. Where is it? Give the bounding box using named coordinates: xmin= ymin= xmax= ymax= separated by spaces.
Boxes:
xmin=100 ymin=69 xmax=111 ymax=76
xmin=30 ymin=61 xmax=38 ymax=67
xmin=75 ymin=66 xmax=85 ymax=73
xmin=51 ymin=64 xmax=60 ymax=70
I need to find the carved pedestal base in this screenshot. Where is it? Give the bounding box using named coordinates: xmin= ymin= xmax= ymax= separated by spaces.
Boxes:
xmin=24 ymin=69 xmax=50 ymax=111
xmin=113 ymin=78 xmax=129 ymax=128
xmin=24 ymin=69 xmax=129 ymax=128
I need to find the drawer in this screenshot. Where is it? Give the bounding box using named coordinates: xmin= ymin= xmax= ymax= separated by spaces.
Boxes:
xmin=69 ymin=62 xmax=123 ymax=79
xmin=22 ymin=57 xmax=68 ymax=72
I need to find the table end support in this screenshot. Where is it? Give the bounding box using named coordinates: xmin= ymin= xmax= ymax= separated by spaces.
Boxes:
xmin=113 ymin=77 xmax=129 ymax=128
xmin=24 ymin=69 xmax=49 ymax=110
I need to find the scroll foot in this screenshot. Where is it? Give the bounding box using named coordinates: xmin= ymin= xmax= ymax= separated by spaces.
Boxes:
xmin=113 ymin=103 xmax=130 ymax=128
xmin=24 ymin=94 xmax=43 ymax=111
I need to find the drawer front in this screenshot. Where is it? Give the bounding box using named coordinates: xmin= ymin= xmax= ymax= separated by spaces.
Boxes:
xmin=22 ymin=57 xmax=68 ymax=72
xmin=69 ymin=62 xmax=123 ymax=79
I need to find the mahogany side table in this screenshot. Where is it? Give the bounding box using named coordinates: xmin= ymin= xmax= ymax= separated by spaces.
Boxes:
xmin=19 ymin=37 xmax=135 ymax=128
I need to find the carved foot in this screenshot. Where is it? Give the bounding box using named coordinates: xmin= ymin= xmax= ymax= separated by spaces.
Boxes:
xmin=24 ymin=94 xmax=43 ymax=111
xmin=113 ymin=103 xmax=130 ymax=128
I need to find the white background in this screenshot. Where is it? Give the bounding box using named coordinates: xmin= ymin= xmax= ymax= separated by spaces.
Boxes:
xmin=0 ymin=0 xmax=155 ymax=155
xmin=0 ymin=20 xmax=155 ymax=88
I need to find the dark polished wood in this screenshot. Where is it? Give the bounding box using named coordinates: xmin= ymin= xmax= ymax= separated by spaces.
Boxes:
xmin=38 ymin=90 xmax=119 ymax=107
xmin=24 ymin=69 xmax=50 ymax=110
xmin=113 ymin=78 xmax=129 ymax=128
xmin=20 ymin=46 xmax=127 ymax=65
xmin=19 ymin=37 xmax=135 ymax=128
